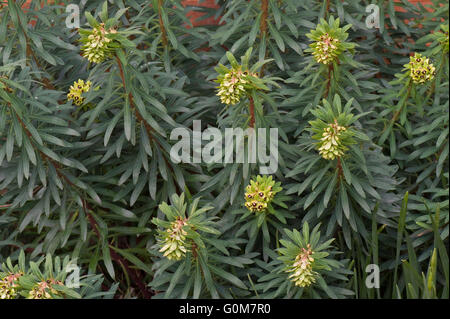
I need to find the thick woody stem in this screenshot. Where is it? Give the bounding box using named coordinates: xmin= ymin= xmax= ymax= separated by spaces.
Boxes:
xmin=260 ymin=0 xmax=268 ymax=36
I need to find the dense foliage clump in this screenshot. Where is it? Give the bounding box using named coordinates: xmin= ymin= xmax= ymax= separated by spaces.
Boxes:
xmin=0 ymin=0 xmax=448 ymax=299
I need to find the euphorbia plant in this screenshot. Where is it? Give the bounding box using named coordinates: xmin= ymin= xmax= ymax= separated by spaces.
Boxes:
xmin=0 ymin=250 xmax=114 ymax=299
xmin=150 ymin=193 xmax=252 ymax=298
xmin=256 ymin=221 xmax=351 ymax=298
xmin=288 ymin=94 xmax=399 ymax=250
xmin=215 ymin=47 xmax=281 ymax=128
xmin=304 ymin=16 xmax=358 ymax=102
xmin=0 ymin=0 xmax=448 ymax=301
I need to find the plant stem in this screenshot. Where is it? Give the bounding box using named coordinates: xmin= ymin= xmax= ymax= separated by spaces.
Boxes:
xmin=260 ymin=0 xmax=268 ymax=36
xmin=158 ymin=0 xmax=168 ymax=47
xmin=249 ymin=95 xmax=255 ymax=128
xmin=259 ymin=0 xmax=269 ymax=76
xmin=325 ymin=0 xmax=330 ymax=19
xmin=115 ymin=55 xmax=155 ymax=141
xmin=337 ymin=156 xmax=343 ymax=180
xmin=390 ymin=83 xmax=412 ymax=126
xmin=324 ymin=63 xmax=333 ymax=99
xmin=115 ymin=54 xmax=181 ymax=193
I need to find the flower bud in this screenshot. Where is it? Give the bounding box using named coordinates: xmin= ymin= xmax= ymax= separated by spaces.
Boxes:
xmin=0 ymin=273 xmax=22 ymax=299
xmin=286 ymin=245 xmax=317 ymax=287
xmin=316 ymin=121 xmax=348 ymax=160
xmin=310 ymin=34 xmax=341 ymax=65
xmin=159 ymin=218 xmax=189 ymax=261
xmin=27 ymin=279 xmax=62 ymax=299
xmin=216 ymin=69 xmax=249 ymax=105
xmin=80 ymin=23 xmax=117 ymax=64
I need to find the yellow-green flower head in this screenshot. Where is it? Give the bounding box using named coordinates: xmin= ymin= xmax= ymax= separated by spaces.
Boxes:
xmin=0 ymin=273 xmax=22 ymax=299
xmin=28 ymin=286 xmax=52 ymax=299
xmin=306 ymin=17 xmax=354 ymax=66
xmin=27 ymin=279 xmax=62 ymax=299
xmin=67 ymin=79 xmax=92 ymax=106
xmin=244 ymin=175 xmax=280 ymax=213
xmin=80 ymin=23 xmax=117 ymax=64
xmin=406 ymin=53 xmax=436 ymax=84
xmin=159 ymin=218 xmax=189 ymax=261
xmin=316 ymin=120 xmax=348 ymax=160
xmin=286 ymin=244 xmax=317 ymax=288
xmin=311 ymin=33 xmax=341 ymax=65
xmin=216 ymin=69 xmax=250 ymax=105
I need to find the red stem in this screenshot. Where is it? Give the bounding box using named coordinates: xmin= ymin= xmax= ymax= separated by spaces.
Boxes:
xmin=337 ymin=157 xmax=343 ymax=180
xmin=324 ymin=63 xmax=333 ymax=99
xmin=260 ymin=0 xmax=268 ymax=36
xmin=249 ymin=96 xmax=255 ymax=128
xmin=157 ymin=0 xmax=168 ymax=47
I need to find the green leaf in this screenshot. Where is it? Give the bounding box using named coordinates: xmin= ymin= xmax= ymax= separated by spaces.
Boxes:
xmin=102 ymin=244 xmax=115 ymax=280
xmin=209 ymin=265 xmax=247 ymax=290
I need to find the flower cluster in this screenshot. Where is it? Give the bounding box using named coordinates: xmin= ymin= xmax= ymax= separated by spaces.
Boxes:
xmin=153 ymin=194 xmax=220 ymax=263
xmin=306 ymin=17 xmax=355 ymax=66
xmin=405 ymin=53 xmax=436 ymax=84
xmin=309 ymin=96 xmax=358 ymax=162
xmin=310 ymin=33 xmax=341 ymax=65
xmin=0 ymin=273 xmax=22 ymax=299
xmin=215 ymin=48 xmax=273 ymax=109
xmin=80 ymin=23 xmax=117 ymax=64
xmin=67 ymin=79 xmax=92 ymax=106
xmin=316 ymin=120 xmax=348 ymax=160
xmin=216 ymin=68 xmax=251 ymax=105
xmin=158 ymin=217 xmax=189 ymax=261
xmin=27 ymin=279 xmax=63 ymax=299
xmin=1 ymin=250 xmax=110 ymax=299
xmin=286 ymin=244 xmax=317 ymax=288
xmin=279 ymin=223 xmax=340 ymax=292
xmin=244 ymin=175 xmax=281 ymax=213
